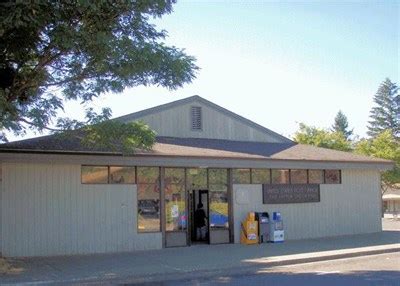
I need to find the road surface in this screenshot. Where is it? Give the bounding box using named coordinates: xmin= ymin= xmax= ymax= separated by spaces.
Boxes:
xmin=140 ymin=253 xmax=400 ymax=286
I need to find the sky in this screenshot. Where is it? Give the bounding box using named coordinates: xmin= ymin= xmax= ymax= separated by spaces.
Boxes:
xmin=11 ymin=1 xmax=400 ymax=141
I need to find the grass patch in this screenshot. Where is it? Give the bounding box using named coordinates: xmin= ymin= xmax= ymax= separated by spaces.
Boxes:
xmin=0 ymin=258 xmax=24 ymax=275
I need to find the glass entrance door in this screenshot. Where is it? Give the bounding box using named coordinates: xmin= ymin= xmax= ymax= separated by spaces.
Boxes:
xmin=164 ymin=168 xmax=231 ymax=247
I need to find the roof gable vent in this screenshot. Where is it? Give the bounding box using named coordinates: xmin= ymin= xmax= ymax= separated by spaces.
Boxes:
xmin=191 ymin=106 xmax=202 ymax=131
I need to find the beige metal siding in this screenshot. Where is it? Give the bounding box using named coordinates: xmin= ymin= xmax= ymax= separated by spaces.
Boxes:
xmin=129 ymin=100 xmax=284 ymax=143
xmin=233 ymin=169 xmax=381 ymax=242
xmin=1 ymin=163 xmax=162 ymax=257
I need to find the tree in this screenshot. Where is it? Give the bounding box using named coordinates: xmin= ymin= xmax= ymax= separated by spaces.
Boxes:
xmin=0 ymin=1 xmax=198 ymax=150
xmin=367 ymin=78 xmax=400 ymax=138
xmin=331 ymin=110 xmax=353 ymax=140
xmin=293 ymin=123 xmax=352 ymax=152
xmin=355 ymin=130 xmax=400 ymax=193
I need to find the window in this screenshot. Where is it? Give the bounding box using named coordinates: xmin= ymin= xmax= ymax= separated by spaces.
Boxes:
xmin=81 ymin=166 xmax=108 ymax=184
xmin=325 ymin=170 xmax=341 ymax=184
xmin=165 ymin=168 xmax=186 ymax=232
xmin=209 ymin=168 xmax=228 ymax=185
xmin=251 ymin=169 xmax=271 ymax=184
xmin=290 ymin=169 xmax=307 ymax=184
xmin=137 ymin=167 xmax=159 ymax=184
xmin=209 ymin=184 xmax=229 ymax=229
xmin=309 ymin=170 xmax=324 ymax=184
xmin=191 ymin=106 xmax=202 ymax=130
xmin=209 ymin=168 xmax=229 ymax=229
xmin=82 ymin=165 xmax=136 ymax=184
xmin=187 ymin=168 xmax=207 ymax=189
xmin=165 ymin=168 xmax=185 ymax=185
xmin=109 ymin=166 xmax=135 ymax=184
xmin=271 ymin=169 xmax=290 ymax=184
xmin=137 ymin=167 xmax=160 ymax=232
xmin=232 ymin=169 xmax=251 ymax=184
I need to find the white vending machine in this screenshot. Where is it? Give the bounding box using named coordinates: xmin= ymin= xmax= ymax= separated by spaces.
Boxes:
xmin=269 ymin=212 xmax=284 ymax=243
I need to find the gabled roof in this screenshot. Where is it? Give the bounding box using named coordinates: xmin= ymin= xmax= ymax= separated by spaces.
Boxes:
xmin=0 ymin=96 xmax=394 ymax=168
xmin=115 ymin=95 xmax=293 ymax=143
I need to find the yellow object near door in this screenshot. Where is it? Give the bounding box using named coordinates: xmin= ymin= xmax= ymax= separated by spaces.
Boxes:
xmin=240 ymin=212 xmax=259 ymax=245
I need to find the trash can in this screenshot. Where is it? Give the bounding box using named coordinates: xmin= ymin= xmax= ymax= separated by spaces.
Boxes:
xmin=255 ymin=212 xmax=270 ymax=243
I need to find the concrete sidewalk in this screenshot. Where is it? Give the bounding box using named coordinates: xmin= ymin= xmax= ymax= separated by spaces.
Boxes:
xmin=1 ymin=229 xmax=399 ymax=285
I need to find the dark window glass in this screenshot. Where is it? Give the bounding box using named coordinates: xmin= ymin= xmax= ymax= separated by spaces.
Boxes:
xmin=271 ymin=169 xmax=290 ymax=184
xmin=309 ymin=170 xmax=324 ymax=184
xmin=251 ymin=169 xmax=271 ymax=184
xmin=325 ymin=170 xmax=341 ymax=184
xmin=138 ymin=167 xmax=160 ymax=232
xmin=290 ymin=169 xmax=307 ymax=184
xmin=232 ymin=169 xmax=251 ymax=184
xmin=187 ymin=168 xmax=207 ymax=189
xmin=81 ymin=166 xmax=108 ymax=184
xmin=137 ymin=167 xmax=159 ymax=184
xmin=209 ymin=184 xmax=229 ymax=229
xmin=109 ymin=166 xmax=135 ymax=184
xmin=208 ymin=169 xmax=228 ymax=185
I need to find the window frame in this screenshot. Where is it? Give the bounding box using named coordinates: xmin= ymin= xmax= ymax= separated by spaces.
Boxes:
xmin=209 ymin=183 xmax=229 ymax=229
xmin=81 ymin=165 xmax=110 ymax=184
xmin=109 ymin=165 xmax=136 ymax=184
xmin=232 ymin=168 xmax=251 ymax=184
xmin=271 ymin=169 xmax=290 ymax=184
xmin=324 ymin=169 xmax=342 ymax=184
xmin=186 ymin=168 xmax=208 ymax=189
xmin=137 ymin=166 xmax=161 ymax=233
xmin=164 ymin=167 xmax=187 ymax=233
xmin=307 ymin=169 xmax=324 ymax=184
xmin=289 ymin=169 xmax=308 ymax=184
xmin=251 ymin=168 xmax=272 ymax=184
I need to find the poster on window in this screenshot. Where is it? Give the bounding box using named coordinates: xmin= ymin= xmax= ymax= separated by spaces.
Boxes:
xmin=171 ymin=205 xmax=179 ymax=218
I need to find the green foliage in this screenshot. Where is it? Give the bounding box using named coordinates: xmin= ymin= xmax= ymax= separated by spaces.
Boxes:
xmin=293 ymin=123 xmax=353 ymax=152
xmin=83 ymin=121 xmax=156 ymax=154
xmin=367 ymin=78 xmax=399 ymax=139
xmin=355 ymin=130 xmax=400 ymax=190
xmin=331 ymin=110 xmax=353 ymax=139
xmin=0 ymin=1 xmax=198 ymax=150
xmin=293 ymin=79 xmax=400 ymax=191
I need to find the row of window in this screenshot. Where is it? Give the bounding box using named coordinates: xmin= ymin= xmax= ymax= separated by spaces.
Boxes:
xmin=81 ymin=166 xmax=341 ymax=185
xmin=81 ymin=166 xmax=230 ymax=233
xmin=81 ymin=166 xmax=340 ymax=233
xmin=232 ymin=169 xmax=341 ymax=185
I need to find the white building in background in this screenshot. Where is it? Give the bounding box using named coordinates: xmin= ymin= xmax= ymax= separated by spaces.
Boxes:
xmin=383 ymin=187 xmax=400 ymax=217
